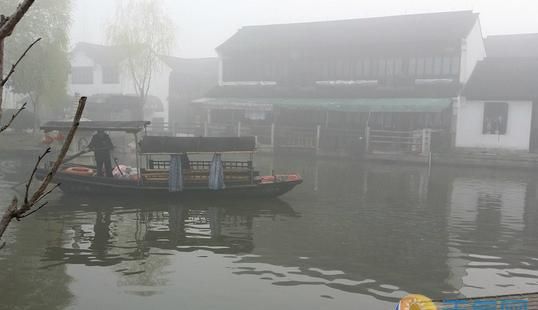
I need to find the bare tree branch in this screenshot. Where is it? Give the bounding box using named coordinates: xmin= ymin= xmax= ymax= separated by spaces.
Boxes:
xmin=24 ymin=147 xmax=51 ymax=204
xmin=0 ymin=0 xmax=38 ymax=128
xmin=0 ymin=0 xmax=37 ymax=38
xmin=1 ymin=37 xmax=41 ymax=87
xmin=28 ymin=97 xmax=86 ymax=205
xmin=0 ymin=197 xmax=19 ymax=241
xmin=19 ymin=201 xmax=48 ymax=219
xmin=0 ymin=102 xmax=27 ymax=133
xmin=32 ymin=183 xmax=60 ymax=206
xmin=0 ymin=39 xmax=4 ymax=117
xmin=0 ymin=97 xmax=87 ymax=246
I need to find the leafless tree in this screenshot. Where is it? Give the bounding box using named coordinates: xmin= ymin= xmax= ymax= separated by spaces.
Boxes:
xmin=0 ymin=37 xmax=40 ymax=134
xmin=0 ymin=97 xmax=86 ymax=247
xmin=0 ymin=0 xmax=36 ymax=122
xmin=0 ymin=0 xmax=87 ymax=248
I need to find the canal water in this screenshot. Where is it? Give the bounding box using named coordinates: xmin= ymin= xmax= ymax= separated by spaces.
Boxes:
xmin=2 ymin=153 xmax=538 ymax=309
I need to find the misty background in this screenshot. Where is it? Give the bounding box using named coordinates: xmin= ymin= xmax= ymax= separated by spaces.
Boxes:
xmin=72 ymin=0 xmax=538 ymax=58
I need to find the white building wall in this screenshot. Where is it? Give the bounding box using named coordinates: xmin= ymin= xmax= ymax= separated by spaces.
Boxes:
xmin=68 ymin=52 xmax=129 ymax=97
xmin=1 ymin=87 xmax=24 ymax=110
xmin=68 ymin=50 xmax=171 ymax=121
xmin=459 ymin=20 xmax=486 ymax=83
xmin=455 ymin=99 xmax=533 ymax=151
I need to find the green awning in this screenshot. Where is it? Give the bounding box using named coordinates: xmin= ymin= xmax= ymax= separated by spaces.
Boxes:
xmin=194 ymin=97 xmax=452 ymax=113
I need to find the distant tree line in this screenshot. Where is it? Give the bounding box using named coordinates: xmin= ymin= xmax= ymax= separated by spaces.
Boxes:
xmin=0 ymin=0 xmax=71 ymax=118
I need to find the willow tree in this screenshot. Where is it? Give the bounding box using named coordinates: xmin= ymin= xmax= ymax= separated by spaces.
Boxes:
xmin=106 ymin=0 xmax=175 ymax=106
xmin=0 ymin=0 xmax=71 ymax=120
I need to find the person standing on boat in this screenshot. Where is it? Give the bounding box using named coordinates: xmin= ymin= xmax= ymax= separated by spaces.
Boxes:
xmin=88 ymin=129 xmax=114 ymax=177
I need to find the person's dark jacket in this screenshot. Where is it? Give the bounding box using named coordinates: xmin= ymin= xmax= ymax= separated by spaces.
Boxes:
xmin=88 ymin=132 xmax=114 ymax=153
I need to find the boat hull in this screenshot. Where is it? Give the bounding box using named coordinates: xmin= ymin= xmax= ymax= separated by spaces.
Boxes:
xmin=36 ymin=169 xmax=302 ymax=198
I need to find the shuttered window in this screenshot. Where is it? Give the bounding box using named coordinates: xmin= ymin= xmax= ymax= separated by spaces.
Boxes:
xmin=71 ymin=67 xmax=93 ymax=84
xmin=483 ymin=102 xmax=508 ymax=135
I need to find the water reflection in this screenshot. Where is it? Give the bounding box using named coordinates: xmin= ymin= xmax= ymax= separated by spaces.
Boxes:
xmin=447 ymin=177 xmax=538 ymax=297
xmin=41 ymin=197 xmax=298 ymax=268
xmin=2 ymin=154 xmax=538 ymax=308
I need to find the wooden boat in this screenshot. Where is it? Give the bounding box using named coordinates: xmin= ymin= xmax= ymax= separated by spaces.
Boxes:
xmin=36 ymin=121 xmax=302 ymax=198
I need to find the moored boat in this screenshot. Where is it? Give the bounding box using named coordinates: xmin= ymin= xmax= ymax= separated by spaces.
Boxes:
xmin=36 ymin=121 xmax=302 ymax=198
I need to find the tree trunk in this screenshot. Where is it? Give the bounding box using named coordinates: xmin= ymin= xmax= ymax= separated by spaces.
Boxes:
xmin=0 ymin=38 xmax=4 ymax=121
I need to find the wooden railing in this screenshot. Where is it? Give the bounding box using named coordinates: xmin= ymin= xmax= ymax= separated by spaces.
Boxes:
xmin=148 ymin=160 xmax=252 ymax=170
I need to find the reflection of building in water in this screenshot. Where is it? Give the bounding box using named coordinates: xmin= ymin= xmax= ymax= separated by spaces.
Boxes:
xmin=363 ymin=166 xmax=431 ymax=203
xmin=446 ymin=177 xmax=528 ymax=295
xmin=239 ymin=161 xmax=452 ymax=300
xmin=449 ymin=178 xmax=525 ymax=233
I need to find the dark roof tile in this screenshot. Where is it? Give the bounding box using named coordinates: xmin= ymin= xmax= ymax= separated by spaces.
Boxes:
xmin=485 ymin=33 xmax=538 ymax=58
xmin=159 ymin=55 xmax=218 ymax=76
xmin=71 ymin=42 xmax=128 ymax=65
xmin=463 ymin=58 xmax=538 ymax=100
xmin=218 ymin=11 xmax=478 ymax=53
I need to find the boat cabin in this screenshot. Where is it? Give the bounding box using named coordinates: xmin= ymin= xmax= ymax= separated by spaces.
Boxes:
xmin=138 ymin=136 xmax=259 ymax=187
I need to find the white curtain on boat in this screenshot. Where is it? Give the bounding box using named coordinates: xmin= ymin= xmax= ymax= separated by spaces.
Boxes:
xmin=168 ymin=154 xmax=183 ymax=192
xmin=208 ymin=153 xmax=225 ymax=190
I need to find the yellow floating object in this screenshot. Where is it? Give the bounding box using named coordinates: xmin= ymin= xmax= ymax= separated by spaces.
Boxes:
xmin=397 ymin=294 xmax=437 ymax=310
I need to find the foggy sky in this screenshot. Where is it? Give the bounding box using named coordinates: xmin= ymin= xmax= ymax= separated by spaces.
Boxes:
xmin=71 ymin=0 xmax=538 ymax=58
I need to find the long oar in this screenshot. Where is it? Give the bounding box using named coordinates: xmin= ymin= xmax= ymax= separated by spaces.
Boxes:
xmin=63 ymin=148 xmax=91 ymax=164
xmin=10 ymin=149 xmax=91 ymax=189
xmin=113 ymin=157 xmax=124 ymax=176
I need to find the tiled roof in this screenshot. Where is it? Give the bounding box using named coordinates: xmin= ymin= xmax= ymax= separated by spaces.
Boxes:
xmin=218 ymin=11 xmax=478 ymax=53
xmin=71 ymin=42 xmax=128 ymax=65
xmin=485 ymin=33 xmax=538 ymax=58
xmin=464 ymin=58 xmax=538 ymax=100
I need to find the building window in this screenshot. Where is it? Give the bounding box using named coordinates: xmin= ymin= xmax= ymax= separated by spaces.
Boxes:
xmin=433 ymin=57 xmax=443 ymax=75
xmin=394 ymin=58 xmax=402 ymax=76
xmin=102 ymin=66 xmax=119 ymax=84
xmin=355 ymin=60 xmax=363 ymax=78
xmin=337 ymin=60 xmax=352 ymax=79
xmin=385 ymin=58 xmax=393 ymax=76
xmin=451 ymin=56 xmax=460 ymax=75
xmin=328 ymin=61 xmax=338 ymax=80
xmin=416 ymin=57 xmax=425 ymax=76
xmin=320 ymin=62 xmax=329 ymax=80
xmin=363 ymin=58 xmax=371 ymax=77
xmin=483 ymin=102 xmax=508 ymax=135
xmin=408 ymin=58 xmax=416 ymax=75
xmin=442 ymin=56 xmax=451 ymax=75
xmin=424 ymin=57 xmax=434 ymax=75
xmin=71 ymin=66 xmax=93 ymax=84
xmin=263 ymin=63 xmax=272 ymax=80
xmin=378 ymin=58 xmax=386 ymax=77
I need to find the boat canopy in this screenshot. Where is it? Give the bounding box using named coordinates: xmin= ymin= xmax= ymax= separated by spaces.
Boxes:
xmin=41 ymin=121 xmax=150 ymax=133
xmin=139 ymin=136 xmax=256 ymax=154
